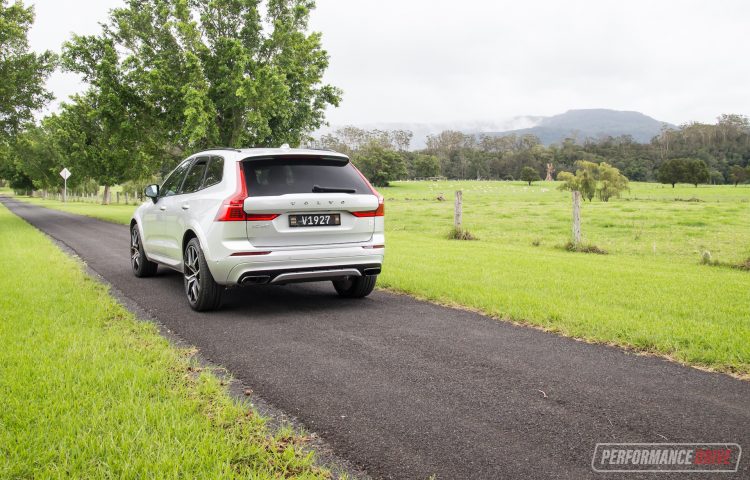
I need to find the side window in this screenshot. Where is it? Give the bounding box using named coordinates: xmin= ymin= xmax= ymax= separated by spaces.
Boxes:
xmin=160 ymin=160 xmax=192 ymax=197
xmin=180 ymin=156 xmax=209 ymax=194
xmin=202 ymin=156 xmax=224 ymax=188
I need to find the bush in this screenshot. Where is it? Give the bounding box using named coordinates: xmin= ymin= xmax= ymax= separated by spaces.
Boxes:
xmin=563 ymin=241 xmax=607 ymax=255
xmin=448 ymin=227 xmax=478 ymax=241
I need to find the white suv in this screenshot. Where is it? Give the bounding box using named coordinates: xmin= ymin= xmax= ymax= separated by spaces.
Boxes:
xmin=130 ymin=147 xmax=384 ymax=311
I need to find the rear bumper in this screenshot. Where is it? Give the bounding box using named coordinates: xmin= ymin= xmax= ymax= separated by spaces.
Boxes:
xmin=238 ymin=264 xmax=382 ymax=286
xmin=210 ymin=244 xmax=384 ymax=285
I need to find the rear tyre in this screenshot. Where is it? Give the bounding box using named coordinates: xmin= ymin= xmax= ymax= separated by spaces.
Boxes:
xmin=131 ymin=225 xmax=158 ymax=277
xmin=183 ymin=238 xmax=223 ymax=311
xmin=333 ymin=275 xmax=377 ymax=298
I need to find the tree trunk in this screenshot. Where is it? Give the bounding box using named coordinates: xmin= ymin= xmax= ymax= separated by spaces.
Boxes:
xmin=102 ymin=185 xmax=111 ymax=205
xmin=572 ymin=191 xmax=581 ymax=246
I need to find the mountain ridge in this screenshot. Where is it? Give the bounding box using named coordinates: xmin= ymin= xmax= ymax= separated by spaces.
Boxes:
xmin=317 ymin=109 xmax=675 ymax=149
xmin=482 ymin=109 xmax=674 ymax=145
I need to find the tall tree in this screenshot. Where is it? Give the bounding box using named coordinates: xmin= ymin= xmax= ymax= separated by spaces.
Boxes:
xmin=683 ymin=158 xmax=710 ymax=188
xmin=353 ymin=141 xmax=407 ymax=187
xmin=729 ymin=165 xmax=748 ymax=186
xmin=47 ymin=93 xmax=155 ymax=204
xmin=62 ymin=0 xmax=341 ymax=153
xmin=658 ymin=158 xmax=687 ymax=188
xmin=0 ymin=1 xmax=55 ymax=139
xmin=520 ymin=166 xmax=539 ymax=186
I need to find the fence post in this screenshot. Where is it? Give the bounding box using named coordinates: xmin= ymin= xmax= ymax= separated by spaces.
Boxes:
xmin=454 ymin=190 xmax=463 ymax=230
xmin=572 ymin=190 xmax=581 ymax=246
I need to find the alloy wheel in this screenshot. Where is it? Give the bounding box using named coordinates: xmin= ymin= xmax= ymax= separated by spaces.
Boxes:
xmin=130 ymin=228 xmax=141 ymax=271
xmin=184 ymin=244 xmax=201 ymax=304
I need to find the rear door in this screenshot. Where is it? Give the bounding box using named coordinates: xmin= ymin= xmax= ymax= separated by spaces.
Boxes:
xmin=242 ymin=156 xmax=379 ymax=247
xmin=146 ymin=159 xmax=192 ymax=257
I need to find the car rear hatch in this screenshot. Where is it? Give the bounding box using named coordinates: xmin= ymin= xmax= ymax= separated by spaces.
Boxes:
xmin=242 ymin=155 xmax=380 ymax=247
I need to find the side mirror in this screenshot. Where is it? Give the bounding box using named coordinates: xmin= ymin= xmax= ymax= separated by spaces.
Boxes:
xmin=144 ymin=184 xmax=159 ymax=203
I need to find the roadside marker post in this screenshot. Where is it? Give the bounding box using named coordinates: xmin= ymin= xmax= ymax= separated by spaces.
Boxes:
xmin=59 ymin=168 xmax=71 ymax=203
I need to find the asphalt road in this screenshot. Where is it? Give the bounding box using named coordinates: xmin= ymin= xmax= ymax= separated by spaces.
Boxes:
xmin=2 ymin=196 xmax=748 ymax=479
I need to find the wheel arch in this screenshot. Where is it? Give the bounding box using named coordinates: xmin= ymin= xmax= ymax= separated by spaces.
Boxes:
xmin=182 ymin=229 xmax=199 ymax=254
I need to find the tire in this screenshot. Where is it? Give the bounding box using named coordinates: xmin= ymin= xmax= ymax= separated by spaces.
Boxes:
xmin=130 ymin=225 xmax=158 ymax=277
xmin=333 ymin=275 xmax=377 ymax=298
xmin=183 ymin=238 xmax=223 ymax=311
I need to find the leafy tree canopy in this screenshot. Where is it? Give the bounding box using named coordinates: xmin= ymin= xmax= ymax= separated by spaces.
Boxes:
xmin=0 ymin=0 xmax=55 ymax=138
xmin=520 ymin=166 xmax=539 ymax=186
xmin=353 ymin=141 xmax=407 ymax=187
xmin=62 ymin=0 xmax=341 ymax=153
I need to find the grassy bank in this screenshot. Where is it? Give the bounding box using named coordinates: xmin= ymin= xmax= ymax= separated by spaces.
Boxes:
xmin=9 ymin=181 xmax=750 ymax=375
xmin=0 ymin=203 xmax=328 ymax=478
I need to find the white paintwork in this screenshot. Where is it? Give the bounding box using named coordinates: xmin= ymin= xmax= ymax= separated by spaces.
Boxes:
xmin=132 ymin=148 xmax=384 ymax=285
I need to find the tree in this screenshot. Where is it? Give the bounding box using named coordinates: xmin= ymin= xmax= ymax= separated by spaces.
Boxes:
xmin=353 ymin=141 xmax=407 ymax=187
xmin=0 ymin=1 xmax=55 ymax=139
xmin=683 ymin=158 xmax=710 ymax=187
xmin=62 ymin=0 xmax=341 ymax=153
xmin=570 ymin=161 xmax=598 ymax=201
xmin=8 ymin=124 xmax=64 ymax=194
xmin=411 ymin=154 xmax=440 ymax=178
xmin=557 ymin=160 xmax=628 ymax=202
xmin=47 ymin=93 xmax=156 ymax=204
xmin=596 ymin=162 xmax=629 ymax=201
xmin=520 ymin=166 xmax=539 ymax=186
xmin=658 ymin=158 xmax=687 ymax=188
xmin=729 ymin=165 xmax=748 ymax=186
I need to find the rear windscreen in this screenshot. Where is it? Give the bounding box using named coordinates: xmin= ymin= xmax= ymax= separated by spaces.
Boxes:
xmin=243 ymin=157 xmax=371 ymax=196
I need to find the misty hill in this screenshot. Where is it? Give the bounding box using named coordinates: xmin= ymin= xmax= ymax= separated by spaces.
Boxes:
xmin=484 ymin=109 xmax=673 ymax=145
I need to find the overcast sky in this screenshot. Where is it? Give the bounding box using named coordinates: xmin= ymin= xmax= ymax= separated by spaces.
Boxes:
xmin=26 ymin=0 xmax=750 ymax=126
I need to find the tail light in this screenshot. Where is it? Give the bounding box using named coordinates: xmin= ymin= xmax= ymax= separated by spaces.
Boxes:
xmin=215 ymin=163 xmax=248 ymax=222
xmin=216 ymin=163 xmax=279 ymax=221
xmin=351 ymin=200 xmax=384 ymax=217
xmin=351 ymin=165 xmax=385 ymax=217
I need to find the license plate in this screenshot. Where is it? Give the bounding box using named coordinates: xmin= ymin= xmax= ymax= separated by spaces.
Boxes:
xmin=289 ymin=213 xmax=340 ymax=227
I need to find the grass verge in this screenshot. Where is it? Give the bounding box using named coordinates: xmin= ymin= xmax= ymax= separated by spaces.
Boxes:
xmin=8 ymin=195 xmax=136 ymax=224
xmin=0 ymin=203 xmax=329 ymax=479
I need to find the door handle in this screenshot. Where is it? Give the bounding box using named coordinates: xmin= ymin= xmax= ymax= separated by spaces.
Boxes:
xmin=159 ymin=206 xmax=167 ymax=211
xmin=181 ymin=204 xmax=190 ymax=210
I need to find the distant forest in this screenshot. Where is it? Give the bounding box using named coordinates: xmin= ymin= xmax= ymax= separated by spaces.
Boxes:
xmin=317 ymin=114 xmax=750 ymax=184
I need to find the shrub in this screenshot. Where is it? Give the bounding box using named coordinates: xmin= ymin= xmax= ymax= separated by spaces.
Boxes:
xmin=448 ymin=227 xmax=478 ymax=241
xmin=563 ymin=241 xmax=607 ymax=255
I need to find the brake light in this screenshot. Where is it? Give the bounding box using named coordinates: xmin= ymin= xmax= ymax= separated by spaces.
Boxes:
xmin=215 ymin=163 xmax=248 ymax=222
xmin=351 ymin=201 xmax=384 ymax=217
xmin=351 ymin=165 xmax=384 ymax=217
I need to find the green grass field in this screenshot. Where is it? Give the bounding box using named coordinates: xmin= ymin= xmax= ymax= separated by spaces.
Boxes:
xmin=7 ymin=181 xmax=750 ymax=375
xmin=0 ymin=203 xmax=329 ymax=478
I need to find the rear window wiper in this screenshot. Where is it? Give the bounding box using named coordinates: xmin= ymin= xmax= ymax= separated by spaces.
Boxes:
xmin=312 ymin=185 xmax=356 ymax=193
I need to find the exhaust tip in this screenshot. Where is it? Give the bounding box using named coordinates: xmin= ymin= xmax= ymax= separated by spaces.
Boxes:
xmin=363 ymin=267 xmax=381 ymax=276
xmin=240 ymin=275 xmax=270 ymax=285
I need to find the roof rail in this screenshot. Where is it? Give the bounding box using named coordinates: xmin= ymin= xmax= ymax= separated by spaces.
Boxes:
xmin=305 ymin=146 xmax=336 ymax=152
xmin=206 ymin=147 xmax=242 ymax=152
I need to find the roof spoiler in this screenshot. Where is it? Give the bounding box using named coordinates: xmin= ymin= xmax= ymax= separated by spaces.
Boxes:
xmin=240 ymin=154 xmax=350 ymax=166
